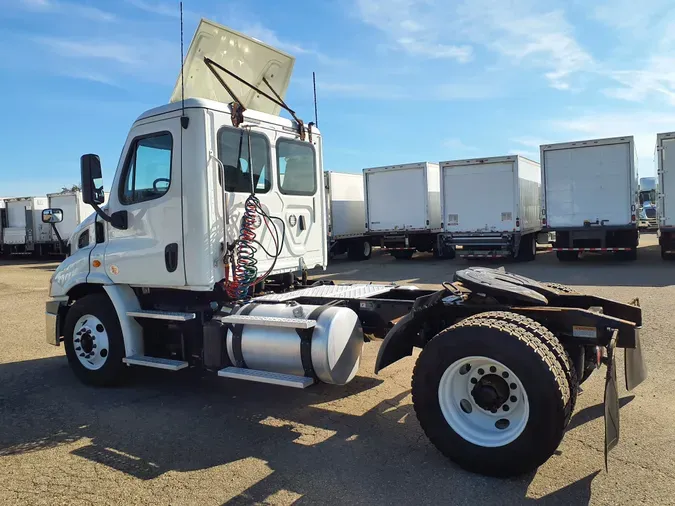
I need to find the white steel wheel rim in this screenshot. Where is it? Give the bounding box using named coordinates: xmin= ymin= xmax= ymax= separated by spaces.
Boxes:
xmin=438 ymin=356 xmax=529 ymax=447
xmin=73 ymin=314 xmax=110 ymax=371
xmin=363 ymin=241 xmax=371 ymax=256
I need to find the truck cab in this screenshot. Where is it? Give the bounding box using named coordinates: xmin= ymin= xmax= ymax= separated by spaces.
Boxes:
xmin=47 ymin=21 xmax=327 ymax=302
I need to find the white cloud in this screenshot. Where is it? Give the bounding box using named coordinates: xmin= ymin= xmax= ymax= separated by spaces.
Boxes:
xmin=592 ymin=0 xmax=672 ymax=31
xmin=18 ymin=0 xmax=116 ymax=21
xmin=124 ymin=0 xmax=180 ymax=18
xmin=550 ymin=111 xmax=675 ymax=175
xmin=355 ymin=0 xmax=475 ymax=63
xmin=33 ymin=36 xmax=176 ymax=85
xmin=442 ymin=138 xmax=476 ymax=151
xmin=241 ymin=22 xmax=348 ymax=66
xmin=355 ymin=0 xmax=592 ymax=89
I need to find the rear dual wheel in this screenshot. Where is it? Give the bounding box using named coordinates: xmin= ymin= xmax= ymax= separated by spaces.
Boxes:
xmin=347 ymin=239 xmax=372 ymax=261
xmin=412 ymin=314 xmax=573 ymax=477
xmin=515 ymin=234 xmax=536 ymax=262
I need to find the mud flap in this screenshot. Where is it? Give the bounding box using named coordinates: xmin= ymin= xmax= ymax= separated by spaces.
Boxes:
xmin=604 ymin=334 xmax=619 ymax=471
xmin=625 ymin=327 xmax=647 ymax=391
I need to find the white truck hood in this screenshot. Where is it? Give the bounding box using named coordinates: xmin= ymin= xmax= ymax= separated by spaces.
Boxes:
xmin=170 ymin=18 xmax=295 ymax=116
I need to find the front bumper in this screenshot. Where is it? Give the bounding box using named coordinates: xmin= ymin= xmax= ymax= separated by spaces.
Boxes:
xmin=45 ymin=299 xmax=67 ymax=346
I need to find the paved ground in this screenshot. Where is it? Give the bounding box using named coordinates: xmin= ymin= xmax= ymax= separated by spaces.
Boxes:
xmin=1 ymin=233 xmax=674 ymax=505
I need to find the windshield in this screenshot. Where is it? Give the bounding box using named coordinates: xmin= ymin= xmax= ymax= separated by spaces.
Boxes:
xmin=639 ymin=189 xmax=656 ymax=205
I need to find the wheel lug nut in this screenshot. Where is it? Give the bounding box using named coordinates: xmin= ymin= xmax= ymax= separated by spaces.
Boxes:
xmin=489 ymin=366 xmax=496 ymax=373
xmin=510 ymin=396 xmax=517 ymax=403
xmin=470 ymin=378 xmax=477 ymax=384
xmin=477 ymin=368 xmax=485 ymax=375
xmin=503 ymin=405 xmax=510 ymax=412
xmin=510 ymin=383 xmax=517 ymax=390
xmin=502 ymin=372 xmax=509 ymax=378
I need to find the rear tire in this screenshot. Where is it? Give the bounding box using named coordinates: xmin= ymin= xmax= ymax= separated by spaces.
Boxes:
xmin=516 ymin=234 xmax=536 ymax=262
xmin=391 ymin=250 xmax=414 ymax=260
xmin=556 ymin=250 xmax=579 ymax=262
xmin=348 ymin=239 xmax=372 ymax=261
xmin=616 ymin=248 xmax=638 ymax=261
xmin=63 ymin=293 xmax=128 ymax=387
xmin=412 ymin=317 xmax=571 ymax=477
xmin=464 ymin=312 xmax=578 ymax=425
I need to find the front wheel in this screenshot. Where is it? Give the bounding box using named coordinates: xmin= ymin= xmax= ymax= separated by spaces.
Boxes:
xmin=412 ymin=317 xmax=571 ymax=477
xmin=63 ymin=293 xmax=128 ymax=386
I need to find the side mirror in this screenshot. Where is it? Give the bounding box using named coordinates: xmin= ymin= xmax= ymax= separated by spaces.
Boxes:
xmin=42 ymin=208 xmax=63 ymax=224
xmin=81 ymin=154 xmax=105 ymax=205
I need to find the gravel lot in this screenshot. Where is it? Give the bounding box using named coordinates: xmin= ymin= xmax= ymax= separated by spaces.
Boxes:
xmin=1 ymin=233 xmax=674 ymax=505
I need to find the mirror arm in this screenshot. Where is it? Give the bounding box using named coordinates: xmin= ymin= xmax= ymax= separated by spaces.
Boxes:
xmin=90 ymin=202 xmax=128 ymax=230
xmin=50 ymin=223 xmax=67 ymax=254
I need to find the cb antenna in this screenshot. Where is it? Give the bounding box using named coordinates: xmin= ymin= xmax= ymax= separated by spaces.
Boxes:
xmin=312 ymin=71 xmax=319 ymax=127
xmin=179 ymin=1 xmax=189 ymax=129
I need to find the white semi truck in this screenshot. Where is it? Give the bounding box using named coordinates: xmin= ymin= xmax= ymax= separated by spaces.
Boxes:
xmin=324 ymin=171 xmax=371 ymax=260
xmin=437 ymin=155 xmax=541 ymax=261
xmin=43 ymin=18 xmax=646 ymax=477
xmin=540 ymin=136 xmax=640 ymax=261
xmin=363 ymin=162 xmax=442 ymax=260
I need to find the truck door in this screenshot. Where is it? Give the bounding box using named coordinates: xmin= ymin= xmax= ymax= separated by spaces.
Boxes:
xmin=100 ymin=118 xmax=185 ymax=287
xmin=217 ymin=126 xmax=325 ymax=275
xmin=274 ymin=134 xmax=325 ymax=270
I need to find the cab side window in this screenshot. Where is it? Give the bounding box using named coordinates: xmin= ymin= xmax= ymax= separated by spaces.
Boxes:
xmin=120 ymin=133 xmax=173 ymax=205
xmin=277 ymin=138 xmax=317 ymax=196
xmin=217 ymin=127 xmax=271 ymax=193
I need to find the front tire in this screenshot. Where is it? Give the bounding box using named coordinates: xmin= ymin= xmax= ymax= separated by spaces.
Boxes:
xmin=412 ymin=317 xmax=571 ymax=477
xmin=63 ymin=293 xmax=128 ymax=386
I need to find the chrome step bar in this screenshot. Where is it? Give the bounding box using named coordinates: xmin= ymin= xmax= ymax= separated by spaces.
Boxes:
xmin=122 ymin=355 xmax=189 ymax=371
xmin=127 ymin=310 xmax=196 ymax=322
xmin=218 ymin=367 xmax=315 ymax=388
xmin=218 ymin=314 xmax=316 ymax=329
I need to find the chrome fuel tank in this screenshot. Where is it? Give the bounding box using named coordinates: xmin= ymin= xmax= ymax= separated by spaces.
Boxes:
xmin=226 ymin=302 xmax=364 ymax=385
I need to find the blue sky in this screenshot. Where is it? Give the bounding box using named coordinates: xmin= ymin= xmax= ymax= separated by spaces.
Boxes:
xmin=1 ymin=0 xmax=675 ymax=197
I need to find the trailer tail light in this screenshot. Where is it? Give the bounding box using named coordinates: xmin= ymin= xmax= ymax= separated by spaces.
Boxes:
xmin=516 ymin=218 xmax=520 ymax=227
xmin=631 ymin=214 xmax=636 ymax=222
xmin=542 ymin=217 xmax=547 ymax=226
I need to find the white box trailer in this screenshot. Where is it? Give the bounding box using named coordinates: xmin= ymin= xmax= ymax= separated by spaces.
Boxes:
xmin=0 ymin=198 xmax=6 ymax=254
xmin=363 ymin=162 xmax=441 ymax=259
xmin=438 ymin=155 xmax=541 ymax=260
xmin=46 ymin=191 xmax=106 ymax=255
xmin=540 ymin=136 xmax=639 ymax=261
xmin=2 ymin=196 xmax=51 ymax=254
xmin=324 ymin=171 xmax=371 ymax=261
xmin=656 ymin=132 xmax=675 ymax=258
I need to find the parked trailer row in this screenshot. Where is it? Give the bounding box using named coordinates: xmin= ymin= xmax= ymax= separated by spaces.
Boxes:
xmin=0 ymin=191 xmax=107 ymax=257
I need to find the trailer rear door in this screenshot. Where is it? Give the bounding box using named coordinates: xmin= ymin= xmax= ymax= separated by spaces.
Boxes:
xmin=443 ymin=161 xmax=515 ymax=232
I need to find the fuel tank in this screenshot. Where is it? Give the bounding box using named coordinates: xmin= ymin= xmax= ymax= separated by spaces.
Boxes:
xmin=226 ymin=302 xmax=364 ymax=385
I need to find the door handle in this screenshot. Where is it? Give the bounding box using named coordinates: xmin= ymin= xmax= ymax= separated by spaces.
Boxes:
xmin=165 ymin=243 xmax=178 ymax=272
xmin=299 ymin=215 xmax=307 ymax=231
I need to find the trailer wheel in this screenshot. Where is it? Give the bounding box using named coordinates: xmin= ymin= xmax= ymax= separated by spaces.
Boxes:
xmin=515 ymin=234 xmax=536 ymax=262
xmin=62 ymin=293 xmax=128 ymax=387
xmin=412 ymin=318 xmax=570 ymax=477
xmin=391 ymin=250 xmax=414 ymax=260
xmin=616 ymin=248 xmax=638 ymax=261
xmin=463 ymin=312 xmax=578 ymax=425
xmin=348 ymin=239 xmax=372 ymax=261
xmin=556 ymin=250 xmax=579 ymax=262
